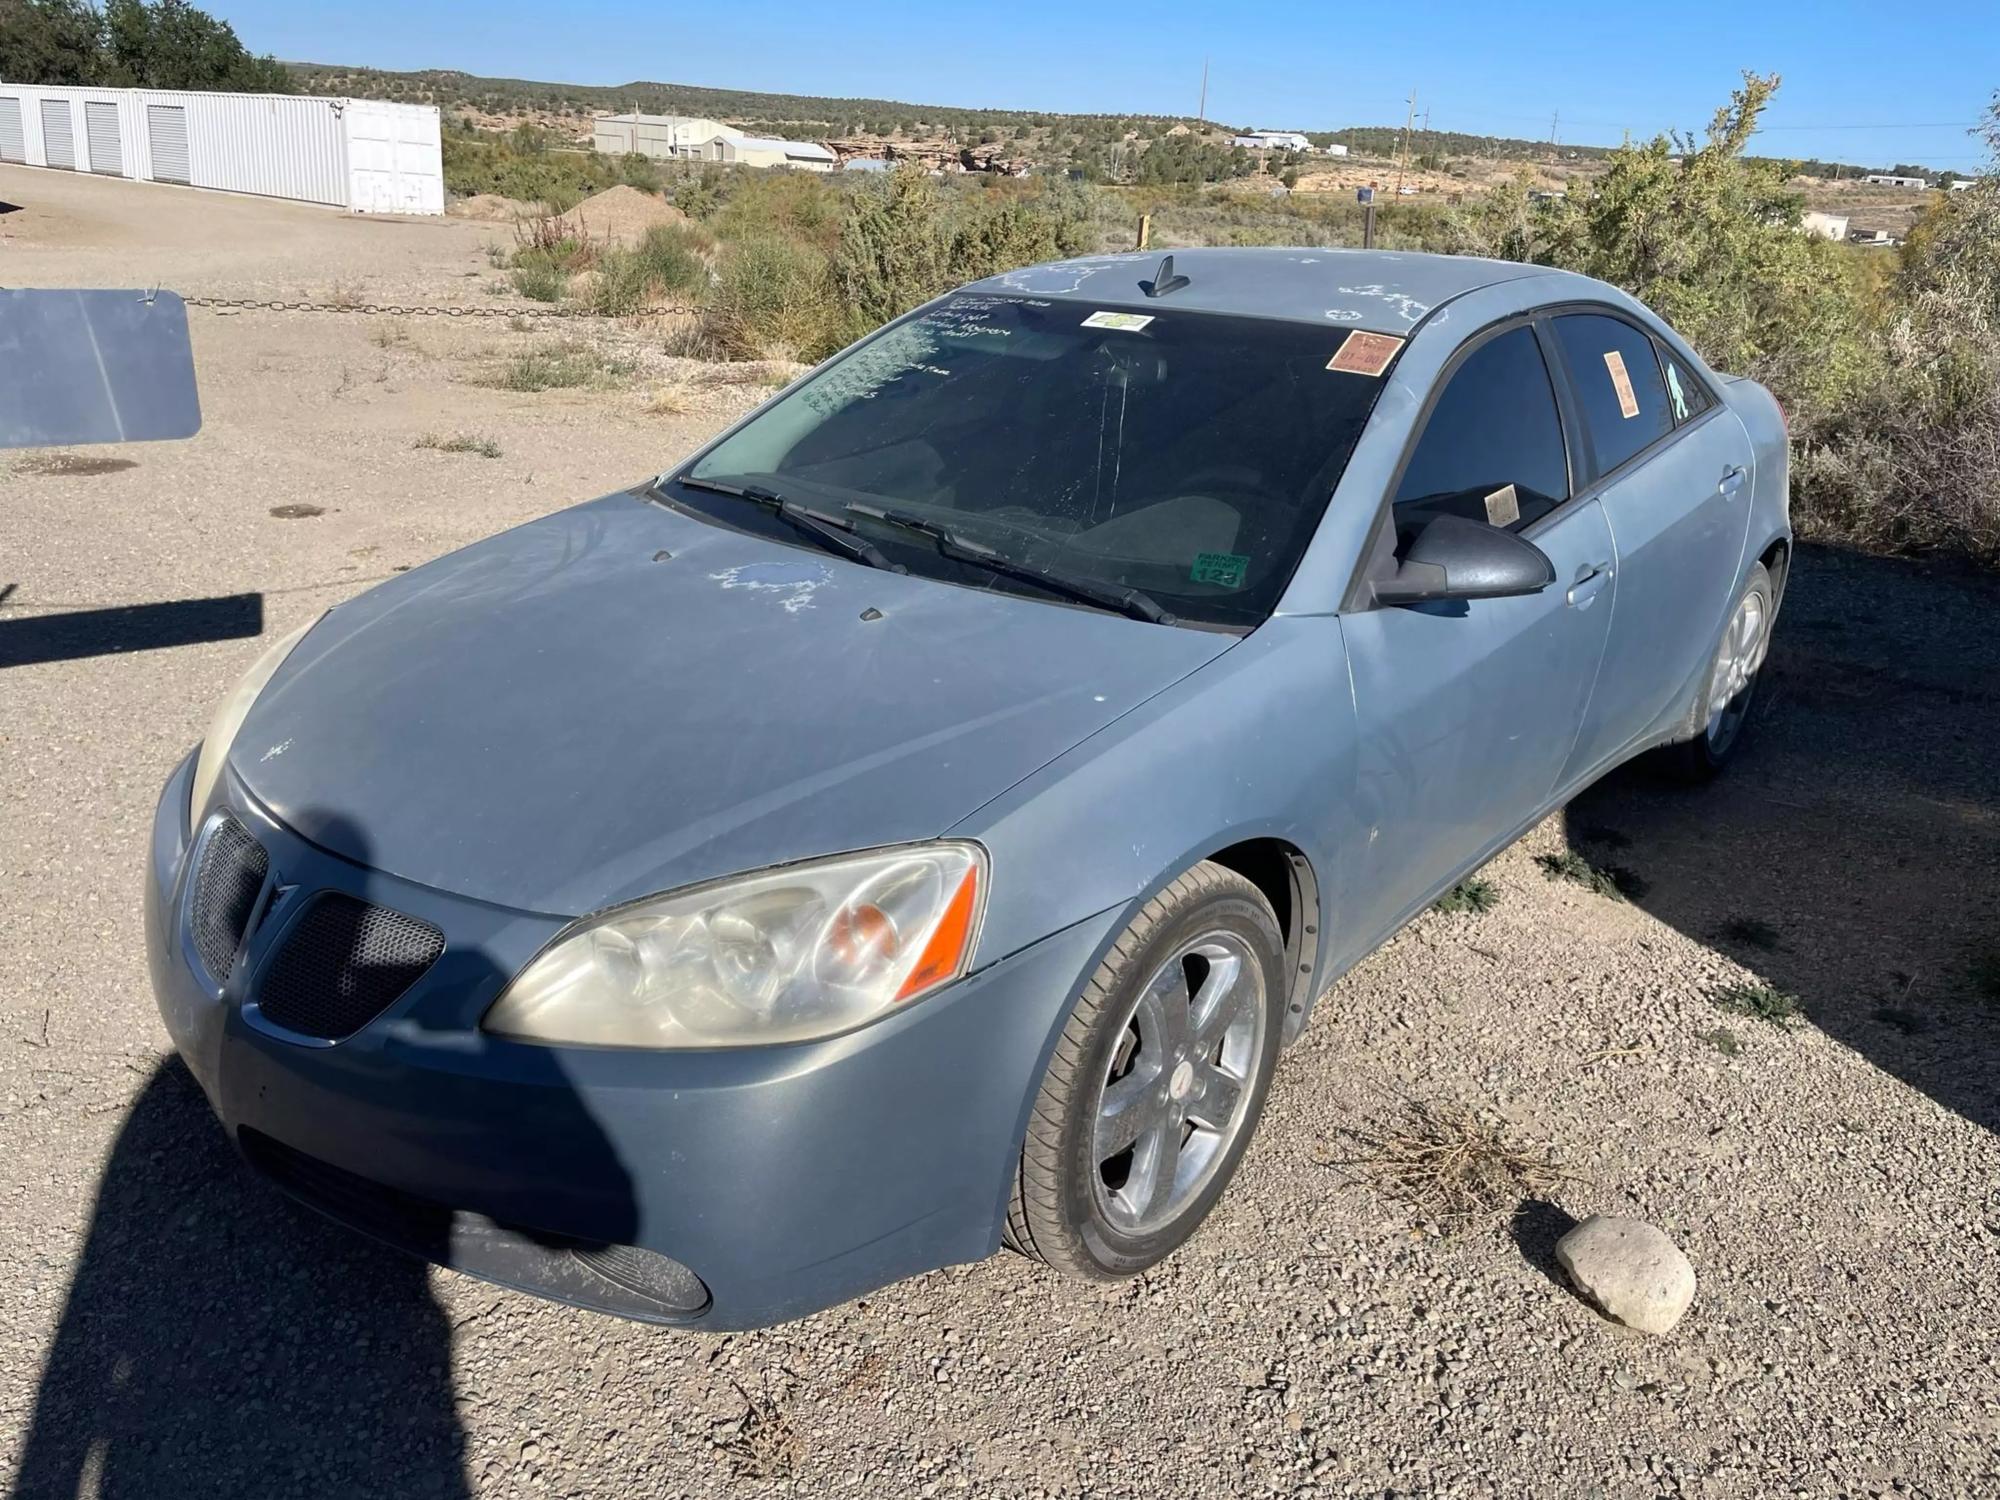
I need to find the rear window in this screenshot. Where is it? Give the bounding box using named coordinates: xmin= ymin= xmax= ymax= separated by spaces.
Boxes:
xmin=686 ymin=295 xmax=1392 ymax=628
xmin=1551 ymin=312 xmax=1674 ymax=476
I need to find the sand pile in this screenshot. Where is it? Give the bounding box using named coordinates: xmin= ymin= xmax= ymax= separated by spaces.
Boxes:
xmin=572 ymin=185 xmax=690 ymax=244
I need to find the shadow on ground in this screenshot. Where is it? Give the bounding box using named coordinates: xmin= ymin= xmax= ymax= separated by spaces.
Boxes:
xmin=0 ymin=591 xmax=263 ymax=669
xmin=1564 ymin=543 xmax=2000 ymax=1136
xmin=12 ymin=1059 xmax=469 ymax=1500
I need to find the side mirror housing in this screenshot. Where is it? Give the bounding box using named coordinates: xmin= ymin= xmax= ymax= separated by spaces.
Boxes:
xmin=1373 ymin=514 xmax=1557 ymax=606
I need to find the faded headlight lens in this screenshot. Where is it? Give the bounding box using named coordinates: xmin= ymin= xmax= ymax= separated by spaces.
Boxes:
xmin=483 ymin=843 xmax=987 ymax=1049
xmin=188 ymin=613 xmax=322 ymax=826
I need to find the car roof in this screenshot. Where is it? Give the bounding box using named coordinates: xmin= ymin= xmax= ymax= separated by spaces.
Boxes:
xmin=959 ymin=247 xmax=1600 ymax=336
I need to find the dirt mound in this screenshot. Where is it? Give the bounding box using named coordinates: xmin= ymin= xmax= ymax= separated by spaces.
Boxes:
xmin=572 ymin=184 xmax=689 ymax=244
xmin=446 ymin=193 xmax=538 ymax=223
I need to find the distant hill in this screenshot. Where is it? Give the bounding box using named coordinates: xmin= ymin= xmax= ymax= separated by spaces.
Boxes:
xmin=286 ymin=63 xmax=1214 ymax=139
xmin=285 ymin=62 xmax=1931 ymax=179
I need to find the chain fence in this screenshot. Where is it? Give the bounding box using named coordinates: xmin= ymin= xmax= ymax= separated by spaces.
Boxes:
xmin=184 ymin=295 xmax=697 ymax=320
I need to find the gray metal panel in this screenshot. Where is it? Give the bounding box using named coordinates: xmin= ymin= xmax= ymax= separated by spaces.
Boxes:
xmin=85 ymin=100 xmax=123 ymax=175
xmin=40 ymin=99 xmax=75 ymax=169
xmin=0 ymin=98 xmax=24 ymax=163
xmin=0 ymin=288 xmax=202 ymax=448
xmin=147 ymin=103 xmax=190 ymax=183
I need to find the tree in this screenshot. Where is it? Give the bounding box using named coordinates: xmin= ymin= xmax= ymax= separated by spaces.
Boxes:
xmin=1 ymin=0 xmax=290 ymax=91
xmin=0 ymin=0 xmax=106 ymax=84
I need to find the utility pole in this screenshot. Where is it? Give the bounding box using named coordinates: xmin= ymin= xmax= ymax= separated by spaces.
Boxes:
xmin=1198 ymin=59 xmax=1208 ymax=124
xmin=1549 ymin=109 xmax=1560 ymax=162
xmin=1394 ymin=87 xmax=1416 ymax=195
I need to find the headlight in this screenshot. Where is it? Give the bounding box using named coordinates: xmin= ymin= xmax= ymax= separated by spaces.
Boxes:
xmin=188 ymin=614 xmax=321 ymax=825
xmin=483 ymin=843 xmax=987 ymax=1049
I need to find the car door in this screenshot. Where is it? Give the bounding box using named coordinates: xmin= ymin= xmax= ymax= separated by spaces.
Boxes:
xmin=1337 ymin=320 xmax=1617 ymax=952
xmin=1546 ymin=311 xmax=1755 ymax=785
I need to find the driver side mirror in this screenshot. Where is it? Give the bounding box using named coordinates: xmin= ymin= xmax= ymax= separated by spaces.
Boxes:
xmin=1373 ymin=514 xmax=1556 ymax=606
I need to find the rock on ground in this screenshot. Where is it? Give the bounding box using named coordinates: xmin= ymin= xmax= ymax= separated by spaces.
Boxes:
xmin=1556 ymin=1215 xmax=1698 ymax=1335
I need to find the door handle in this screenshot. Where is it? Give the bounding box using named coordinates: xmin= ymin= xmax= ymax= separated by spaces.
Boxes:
xmin=1719 ymin=465 xmax=1748 ymax=498
xmin=1566 ymin=563 xmax=1612 ymax=609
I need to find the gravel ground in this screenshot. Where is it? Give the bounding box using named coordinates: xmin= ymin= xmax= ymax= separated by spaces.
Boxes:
xmin=3 ymin=166 xmax=1998 ymax=1499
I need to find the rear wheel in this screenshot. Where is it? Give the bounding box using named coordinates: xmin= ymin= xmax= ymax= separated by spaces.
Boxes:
xmin=1660 ymin=561 xmax=1773 ymax=781
xmin=1005 ymin=861 xmax=1285 ymax=1279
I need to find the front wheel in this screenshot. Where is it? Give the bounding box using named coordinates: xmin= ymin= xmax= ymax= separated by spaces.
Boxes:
xmin=1659 ymin=561 xmax=1774 ymax=781
xmin=1005 ymin=861 xmax=1286 ymax=1280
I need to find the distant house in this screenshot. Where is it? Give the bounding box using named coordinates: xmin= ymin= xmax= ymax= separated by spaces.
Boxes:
xmin=840 ymin=156 xmax=892 ymax=173
xmin=701 ymin=134 xmax=837 ymax=172
xmin=1232 ymin=130 xmax=1312 ymax=151
xmin=1800 ymin=210 xmax=1850 ymax=241
xmin=1947 ymin=178 xmax=1977 ymax=192
xmin=1848 ymin=225 xmax=1901 ymax=247
xmin=1322 ymin=143 xmax=1350 ymax=157
xmin=1862 ymin=173 xmax=1928 ymax=190
xmin=593 ymin=113 xmax=740 ymax=160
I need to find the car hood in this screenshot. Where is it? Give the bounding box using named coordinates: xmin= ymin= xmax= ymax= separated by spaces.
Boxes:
xmin=232 ymin=493 xmax=1234 ymax=916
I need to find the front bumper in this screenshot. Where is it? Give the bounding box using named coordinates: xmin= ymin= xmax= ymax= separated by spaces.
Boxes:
xmin=144 ymin=751 xmax=1117 ymax=1329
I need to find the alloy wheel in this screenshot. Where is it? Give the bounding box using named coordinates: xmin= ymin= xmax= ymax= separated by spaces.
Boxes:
xmin=1089 ymin=932 xmax=1267 ymax=1236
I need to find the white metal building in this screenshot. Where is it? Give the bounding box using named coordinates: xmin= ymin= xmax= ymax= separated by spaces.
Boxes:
xmin=592 ymin=113 xmax=741 ymax=161
xmin=0 ymin=82 xmax=444 ymax=214
xmin=1862 ymin=173 xmax=1928 ymax=190
xmin=702 ymin=134 xmax=836 ymax=172
xmin=1233 ymin=131 xmax=1313 ymax=151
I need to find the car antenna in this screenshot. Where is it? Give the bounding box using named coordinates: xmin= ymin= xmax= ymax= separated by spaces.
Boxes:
xmin=1141 ymin=255 xmax=1190 ymax=299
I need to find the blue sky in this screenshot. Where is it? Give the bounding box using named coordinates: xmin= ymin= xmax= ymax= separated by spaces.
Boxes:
xmin=228 ymin=0 xmax=1996 ymax=171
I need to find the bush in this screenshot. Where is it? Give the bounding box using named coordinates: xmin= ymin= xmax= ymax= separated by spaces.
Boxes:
xmin=708 ymin=233 xmax=842 ymax=361
xmin=590 ymin=223 xmax=711 ymax=315
xmin=1794 ymin=114 xmax=2000 ymax=565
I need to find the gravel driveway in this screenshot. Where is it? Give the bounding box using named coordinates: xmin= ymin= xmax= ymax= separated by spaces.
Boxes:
xmin=3 ymin=166 xmax=1997 ymax=1499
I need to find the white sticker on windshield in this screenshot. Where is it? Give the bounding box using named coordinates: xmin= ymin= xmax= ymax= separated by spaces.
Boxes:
xmin=1082 ymin=311 xmax=1154 ymax=331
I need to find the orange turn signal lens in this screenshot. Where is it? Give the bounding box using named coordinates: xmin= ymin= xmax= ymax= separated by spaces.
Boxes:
xmin=894 ymin=862 xmax=980 ymax=1001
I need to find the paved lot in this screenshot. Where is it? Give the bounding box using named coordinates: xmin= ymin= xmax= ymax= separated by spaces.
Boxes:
xmin=3 ymin=165 xmax=1998 ymax=1498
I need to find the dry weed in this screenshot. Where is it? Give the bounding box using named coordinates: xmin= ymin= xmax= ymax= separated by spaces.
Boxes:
xmin=709 ymin=1376 xmax=802 ymax=1482
xmin=1327 ymin=1095 xmax=1566 ymax=1229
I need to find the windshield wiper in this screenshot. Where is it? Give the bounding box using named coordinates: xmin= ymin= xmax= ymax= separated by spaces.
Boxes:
xmin=671 ymin=476 xmax=905 ymax=574
xmin=847 ymin=503 xmax=1175 ymax=625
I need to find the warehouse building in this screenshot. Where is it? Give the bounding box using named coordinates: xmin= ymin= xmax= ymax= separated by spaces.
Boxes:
xmin=0 ymin=82 xmax=444 ymax=214
xmin=592 ymin=112 xmax=834 ymax=171
xmin=591 ymin=113 xmax=739 ymax=160
xmin=700 ymin=134 xmax=836 ymax=171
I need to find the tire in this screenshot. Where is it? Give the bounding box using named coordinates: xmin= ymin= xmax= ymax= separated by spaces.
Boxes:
xmin=1005 ymin=860 xmax=1286 ymax=1280
xmin=1658 ymin=561 xmax=1774 ymax=782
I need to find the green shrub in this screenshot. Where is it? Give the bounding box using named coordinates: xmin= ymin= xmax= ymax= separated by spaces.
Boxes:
xmin=482 ymin=340 xmax=635 ymax=392
xmin=510 ymin=259 xmax=568 ymax=302
xmin=709 ymin=233 xmax=843 ymax=361
xmin=591 ymin=223 xmax=711 ymax=315
xmin=1712 ymin=981 xmax=1802 ymax=1029
xmin=1432 ymin=878 xmax=1499 ymax=915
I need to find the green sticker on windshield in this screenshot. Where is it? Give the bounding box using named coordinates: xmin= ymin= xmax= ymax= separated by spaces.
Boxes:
xmin=1190 ymin=552 xmax=1249 ymax=588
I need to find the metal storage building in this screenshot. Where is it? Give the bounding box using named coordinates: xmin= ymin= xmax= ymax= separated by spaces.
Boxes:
xmin=0 ymin=83 xmax=444 ymax=214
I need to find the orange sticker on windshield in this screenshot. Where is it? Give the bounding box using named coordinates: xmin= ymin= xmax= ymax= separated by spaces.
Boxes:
xmin=1603 ymin=349 xmax=1641 ymax=418
xmin=1327 ymin=330 xmax=1404 ymax=377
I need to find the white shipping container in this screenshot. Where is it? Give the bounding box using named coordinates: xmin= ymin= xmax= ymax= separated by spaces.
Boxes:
xmin=0 ymin=81 xmax=443 ymax=214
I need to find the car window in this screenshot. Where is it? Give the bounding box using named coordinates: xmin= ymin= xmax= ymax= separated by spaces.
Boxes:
xmin=1659 ymin=347 xmax=1715 ymax=424
xmin=1392 ymin=325 xmax=1568 ymax=535
xmin=1551 ymin=313 xmax=1674 ymax=474
xmin=685 ymin=296 xmax=1391 ymax=629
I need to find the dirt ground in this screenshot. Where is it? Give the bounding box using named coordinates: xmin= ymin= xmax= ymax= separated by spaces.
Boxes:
xmin=3 ymin=164 xmax=1998 ymax=1499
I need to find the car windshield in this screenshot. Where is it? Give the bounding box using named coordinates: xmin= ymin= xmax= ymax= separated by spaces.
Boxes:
xmin=682 ymin=294 xmax=1392 ymax=628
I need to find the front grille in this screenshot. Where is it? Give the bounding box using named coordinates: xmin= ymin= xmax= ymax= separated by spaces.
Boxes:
xmin=255 ymin=893 xmax=443 ymax=1040
xmin=188 ymin=814 xmax=268 ymax=981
